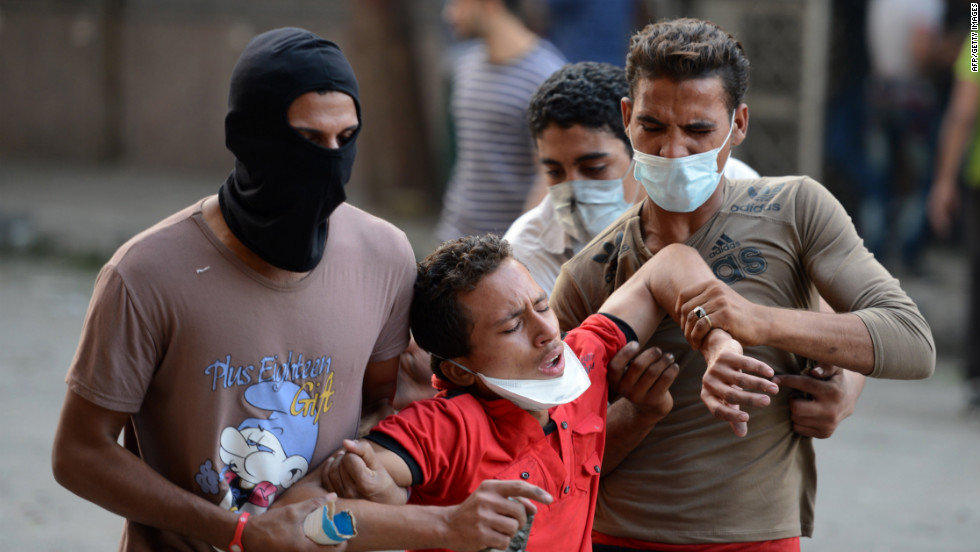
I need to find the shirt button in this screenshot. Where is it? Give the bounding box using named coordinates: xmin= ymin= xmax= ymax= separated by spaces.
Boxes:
xmin=564 ymin=485 xmax=571 ymax=494
xmin=594 ymin=465 xmax=601 ymax=473
xmin=521 ymin=472 xmax=530 ymax=480
xmin=561 ymin=421 xmax=568 ymax=429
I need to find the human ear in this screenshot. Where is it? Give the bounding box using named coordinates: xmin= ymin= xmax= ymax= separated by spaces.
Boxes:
xmin=731 ymin=103 xmax=749 ymax=147
xmin=442 ymin=359 xmax=477 ymax=387
xmin=621 ymin=97 xmax=633 ymax=138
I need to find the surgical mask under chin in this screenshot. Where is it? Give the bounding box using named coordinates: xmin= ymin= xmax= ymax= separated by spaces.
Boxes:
xmin=632 ymin=112 xmax=735 ymax=213
xmin=444 ymin=342 xmax=591 ymax=411
xmin=548 ymin=178 xmax=631 ymax=245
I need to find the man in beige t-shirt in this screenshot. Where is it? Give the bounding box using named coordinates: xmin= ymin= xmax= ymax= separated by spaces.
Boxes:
xmin=551 ymin=18 xmax=935 ymax=551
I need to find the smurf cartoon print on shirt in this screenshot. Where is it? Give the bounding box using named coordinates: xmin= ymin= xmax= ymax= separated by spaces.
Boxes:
xmin=196 ymin=381 xmax=319 ymax=515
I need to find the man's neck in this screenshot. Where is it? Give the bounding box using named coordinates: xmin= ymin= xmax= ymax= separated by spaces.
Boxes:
xmin=483 ymin=13 xmax=538 ymax=65
xmin=201 ymin=196 xmax=311 ymax=284
xmin=527 ymin=409 xmax=550 ymax=427
xmin=639 ymin=185 xmax=725 ymax=253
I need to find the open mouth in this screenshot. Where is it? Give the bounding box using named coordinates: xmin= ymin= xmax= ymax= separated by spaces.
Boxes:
xmin=538 ymin=347 xmax=565 ymax=377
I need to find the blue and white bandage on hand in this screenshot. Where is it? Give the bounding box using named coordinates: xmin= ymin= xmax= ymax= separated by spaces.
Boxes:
xmin=303 ymin=500 xmax=357 ymax=545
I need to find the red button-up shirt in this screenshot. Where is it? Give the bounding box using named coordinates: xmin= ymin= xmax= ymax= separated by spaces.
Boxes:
xmin=369 ymin=314 xmax=627 ymax=552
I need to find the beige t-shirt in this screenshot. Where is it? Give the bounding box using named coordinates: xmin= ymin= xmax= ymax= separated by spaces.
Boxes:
xmin=66 ymin=199 xmax=416 ymax=551
xmin=551 ymin=176 xmax=934 ymax=543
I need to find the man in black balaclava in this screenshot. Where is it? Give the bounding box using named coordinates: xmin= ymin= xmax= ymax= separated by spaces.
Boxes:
xmin=219 ymin=28 xmax=361 ymax=273
xmin=52 ymin=27 xmax=418 ymax=551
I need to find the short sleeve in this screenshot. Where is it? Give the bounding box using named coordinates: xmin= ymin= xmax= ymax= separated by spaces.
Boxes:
xmin=66 ymin=264 xmax=159 ymax=412
xmin=368 ymin=230 xmax=416 ymax=363
xmin=369 ymin=398 xmax=476 ymax=500
xmin=563 ymin=313 xmax=629 ymax=381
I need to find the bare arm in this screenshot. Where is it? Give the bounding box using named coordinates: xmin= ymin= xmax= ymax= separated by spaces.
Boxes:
xmin=358 ymin=356 xmax=400 ymax=436
xmin=322 ymin=440 xmax=414 ymax=503
xmin=51 ymin=389 xmax=337 ymax=551
xmin=279 ymin=438 xmax=552 ymax=551
xmin=599 ymin=244 xmax=777 ymax=437
xmin=286 ymin=353 xmax=408 ymax=507
xmin=677 ymin=280 xmax=876 ymax=374
xmin=929 ymin=76 xmax=980 ymax=237
xmin=333 ymin=480 xmax=550 ymax=552
xmin=773 ymin=297 xmax=867 ymax=438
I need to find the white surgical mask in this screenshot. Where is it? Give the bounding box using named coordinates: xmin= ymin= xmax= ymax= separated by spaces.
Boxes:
xmin=444 ymin=342 xmax=591 ymax=411
xmin=632 ymin=112 xmax=736 ymax=213
xmin=548 ymin=178 xmax=631 ymax=244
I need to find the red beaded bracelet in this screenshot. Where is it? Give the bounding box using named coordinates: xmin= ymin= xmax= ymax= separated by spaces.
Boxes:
xmin=229 ymin=512 xmax=250 ymax=552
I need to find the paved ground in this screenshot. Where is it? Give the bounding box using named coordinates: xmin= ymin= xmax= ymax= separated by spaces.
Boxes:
xmin=1 ymin=163 xmax=977 ymax=551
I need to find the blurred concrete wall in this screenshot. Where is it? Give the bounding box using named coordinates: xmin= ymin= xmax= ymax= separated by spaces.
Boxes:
xmin=2 ymin=0 xmax=840 ymax=210
xmin=0 ymin=0 xmax=448 ymax=210
xmin=651 ymin=0 xmax=830 ymax=180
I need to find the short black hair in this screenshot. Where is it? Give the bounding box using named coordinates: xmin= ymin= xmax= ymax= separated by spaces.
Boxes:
xmin=411 ymin=234 xmax=513 ymax=381
xmin=528 ymin=61 xmax=631 ymax=154
xmin=626 ymin=18 xmax=750 ymax=112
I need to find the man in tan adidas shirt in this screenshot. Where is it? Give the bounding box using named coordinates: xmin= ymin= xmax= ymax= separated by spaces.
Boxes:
xmin=550 ymin=17 xmax=935 ymax=552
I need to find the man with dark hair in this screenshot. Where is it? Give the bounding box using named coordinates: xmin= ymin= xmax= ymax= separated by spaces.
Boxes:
xmin=504 ymin=60 xmax=758 ymax=293
xmin=435 ymin=0 xmax=567 ymax=241
xmin=51 ymin=27 xmax=415 ymax=551
xmin=527 ymin=62 xmax=633 ymax=145
xmin=550 ymin=18 xmax=935 ymax=551
xmin=295 ymin=233 xmax=775 ymax=551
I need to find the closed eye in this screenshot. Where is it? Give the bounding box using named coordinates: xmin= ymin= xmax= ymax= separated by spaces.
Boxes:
xmin=337 ymin=129 xmax=356 ymax=146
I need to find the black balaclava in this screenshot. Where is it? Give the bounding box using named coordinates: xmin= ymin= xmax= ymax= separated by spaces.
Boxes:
xmin=218 ymin=27 xmax=361 ymax=272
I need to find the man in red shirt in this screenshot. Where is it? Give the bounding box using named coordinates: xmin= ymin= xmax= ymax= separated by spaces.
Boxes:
xmin=280 ymin=234 xmax=775 ymax=552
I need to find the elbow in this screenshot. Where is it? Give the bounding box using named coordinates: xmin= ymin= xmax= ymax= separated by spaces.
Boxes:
xmin=909 ymin=326 xmax=937 ymax=380
xmin=915 ymin=340 xmax=937 ymax=380
xmin=864 ymin=308 xmax=936 ymax=380
xmin=878 ymin=336 xmax=936 ymax=380
xmin=51 ymin=432 xmax=93 ymax=496
xmin=51 ymin=439 xmax=76 ymax=492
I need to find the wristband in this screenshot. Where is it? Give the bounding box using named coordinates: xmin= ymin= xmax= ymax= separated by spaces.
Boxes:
xmin=229 ymin=512 xmax=250 ymax=552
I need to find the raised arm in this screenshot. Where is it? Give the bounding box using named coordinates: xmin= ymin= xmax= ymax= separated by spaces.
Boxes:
xmin=676 ymin=282 xmax=877 ymax=373
xmin=674 ymin=178 xmax=934 ymax=381
xmin=599 ymin=244 xmax=777 ymax=441
xmin=674 ymin=260 xmax=933 ymax=380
